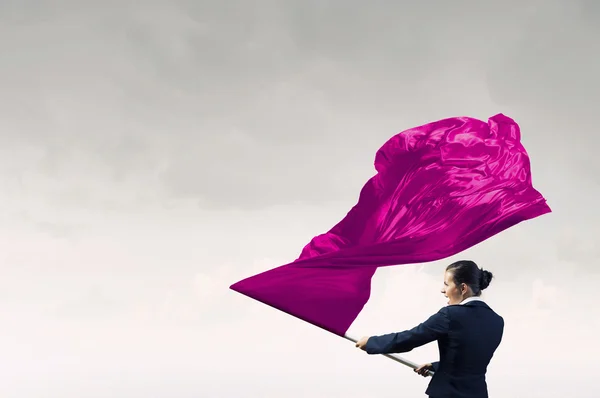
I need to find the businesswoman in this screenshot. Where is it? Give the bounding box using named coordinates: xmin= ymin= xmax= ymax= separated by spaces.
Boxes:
xmin=356 ymin=260 xmax=504 ymax=398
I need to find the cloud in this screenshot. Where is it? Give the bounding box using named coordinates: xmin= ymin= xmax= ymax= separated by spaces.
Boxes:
xmin=530 ymin=278 xmax=559 ymax=311
xmin=7 ymin=0 xmax=592 ymax=211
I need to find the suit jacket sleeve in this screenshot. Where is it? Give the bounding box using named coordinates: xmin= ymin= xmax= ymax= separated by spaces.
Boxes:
xmin=431 ymin=361 xmax=440 ymax=372
xmin=364 ymin=307 xmax=450 ymax=354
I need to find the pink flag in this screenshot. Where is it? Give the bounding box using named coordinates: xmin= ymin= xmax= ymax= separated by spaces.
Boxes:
xmin=230 ymin=114 xmax=550 ymax=336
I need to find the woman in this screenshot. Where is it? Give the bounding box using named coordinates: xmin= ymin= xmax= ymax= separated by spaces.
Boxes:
xmin=355 ymin=260 xmax=504 ymax=398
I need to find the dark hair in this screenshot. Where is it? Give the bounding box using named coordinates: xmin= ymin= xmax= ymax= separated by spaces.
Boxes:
xmin=446 ymin=260 xmax=493 ymax=296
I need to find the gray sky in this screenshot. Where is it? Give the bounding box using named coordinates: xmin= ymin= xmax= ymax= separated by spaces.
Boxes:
xmin=1 ymin=1 xmax=599 ymax=397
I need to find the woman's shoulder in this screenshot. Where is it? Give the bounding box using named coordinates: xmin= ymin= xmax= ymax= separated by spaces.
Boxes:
xmin=444 ymin=301 xmax=504 ymax=320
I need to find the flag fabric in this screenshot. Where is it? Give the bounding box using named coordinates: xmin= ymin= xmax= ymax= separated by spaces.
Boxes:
xmin=230 ymin=114 xmax=551 ymax=336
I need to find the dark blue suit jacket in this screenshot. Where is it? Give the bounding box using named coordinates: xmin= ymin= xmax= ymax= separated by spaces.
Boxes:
xmin=365 ymin=300 xmax=504 ymax=398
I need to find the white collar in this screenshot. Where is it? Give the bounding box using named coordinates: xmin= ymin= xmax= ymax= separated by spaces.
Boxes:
xmin=460 ymin=296 xmax=484 ymax=305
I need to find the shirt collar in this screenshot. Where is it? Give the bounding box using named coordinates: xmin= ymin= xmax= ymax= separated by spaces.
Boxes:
xmin=460 ymin=296 xmax=484 ymax=305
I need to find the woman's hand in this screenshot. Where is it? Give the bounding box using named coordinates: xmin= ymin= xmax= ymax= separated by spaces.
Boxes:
xmin=355 ymin=336 xmax=370 ymax=350
xmin=414 ymin=363 xmax=433 ymax=377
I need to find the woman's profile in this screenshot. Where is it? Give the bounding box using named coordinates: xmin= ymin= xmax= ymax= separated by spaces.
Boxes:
xmin=356 ymin=260 xmax=504 ymax=398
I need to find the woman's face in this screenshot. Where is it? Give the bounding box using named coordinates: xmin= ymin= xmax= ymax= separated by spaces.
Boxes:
xmin=441 ymin=271 xmax=466 ymax=305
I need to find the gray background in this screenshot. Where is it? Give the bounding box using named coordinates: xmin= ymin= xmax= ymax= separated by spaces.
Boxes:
xmin=1 ymin=1 xmax=598 ymax=397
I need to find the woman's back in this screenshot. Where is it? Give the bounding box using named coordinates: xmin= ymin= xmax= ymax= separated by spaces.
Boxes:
xmin=427 ymin=300 xmax=504 ymax=398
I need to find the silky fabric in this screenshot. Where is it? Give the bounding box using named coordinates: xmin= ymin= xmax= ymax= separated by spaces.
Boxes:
xmin=230 ymin=114 xmax=551 ymax=336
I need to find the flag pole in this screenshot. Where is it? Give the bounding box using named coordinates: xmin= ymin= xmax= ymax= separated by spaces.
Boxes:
xmin=344 ymin=335 xmax=434 ymax=377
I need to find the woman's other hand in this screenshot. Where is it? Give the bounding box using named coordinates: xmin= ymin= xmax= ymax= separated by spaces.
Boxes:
xmin=414 ymin=363 xmax=433 ymax=377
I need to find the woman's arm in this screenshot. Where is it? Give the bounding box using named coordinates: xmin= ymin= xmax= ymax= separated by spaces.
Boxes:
xmin=363 ymin=308 xmax=450 ymax=354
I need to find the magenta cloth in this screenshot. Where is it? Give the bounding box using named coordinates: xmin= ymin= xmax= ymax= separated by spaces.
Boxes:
xmin=230 ymin=114 xmax=551 ymax=336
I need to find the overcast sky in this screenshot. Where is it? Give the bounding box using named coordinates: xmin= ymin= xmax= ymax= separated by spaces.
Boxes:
xmin=1 ymin=1 xmax=599 ymax=397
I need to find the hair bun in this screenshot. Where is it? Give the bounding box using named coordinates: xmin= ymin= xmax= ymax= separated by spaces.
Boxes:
xmin=479 ymin=269 xmax=493 ymax=290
